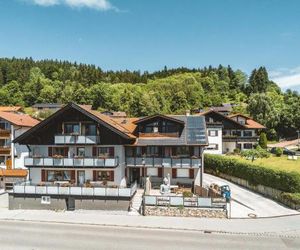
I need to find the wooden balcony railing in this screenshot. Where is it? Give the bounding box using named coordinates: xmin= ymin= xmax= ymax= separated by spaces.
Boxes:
xmin=138 ymin=132 xmax=179 ymax=138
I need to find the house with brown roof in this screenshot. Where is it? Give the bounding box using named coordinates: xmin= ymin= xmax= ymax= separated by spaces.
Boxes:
xmin=11 ymin=103 xmax=207 ymax=210
xmin=0 ymin=111 xmax=39 ymax=189
xmin=200 ymin=110 xmax=265 ymax=154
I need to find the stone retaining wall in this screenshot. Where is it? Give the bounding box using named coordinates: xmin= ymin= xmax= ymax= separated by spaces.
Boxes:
xmin=144 ymin=206 xmax=227 ymax=218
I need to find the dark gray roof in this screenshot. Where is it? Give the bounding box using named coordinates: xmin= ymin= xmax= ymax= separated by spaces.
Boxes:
xmin=135 ymin=115 xmax=207 ymax=146
xmin=32 ymin=103 xmax=63 ymax=108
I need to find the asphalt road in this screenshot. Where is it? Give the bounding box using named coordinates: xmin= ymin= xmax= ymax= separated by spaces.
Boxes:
xmin=0 ymin=220 xmax=299 ymax=250
xmin=204 ymin=173 xmax=299 ymax=218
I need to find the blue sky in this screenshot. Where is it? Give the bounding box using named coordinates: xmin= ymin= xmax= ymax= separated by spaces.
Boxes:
xmin=0 ymin=0 xmax=300 ymax=91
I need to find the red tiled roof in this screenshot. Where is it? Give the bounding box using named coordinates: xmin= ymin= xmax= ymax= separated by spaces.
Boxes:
xmin=79 ymin=105 xmax=136 ymax=139
xmin=0 ymin=106 xmax=22 ymax=112
xmin=228 ymin=113 xmax=265 ymax=129
xmin=0 ymin=112 xmax=39 ymax=127
xmin=0 ymin=169 xmax=28 ymax=177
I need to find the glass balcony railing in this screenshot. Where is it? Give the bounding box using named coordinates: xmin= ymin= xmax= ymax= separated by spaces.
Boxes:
xmin=54 ymin=135 xmax=100 ymax=144
xmin=24 ymin=157 xmax=119 ymax=168
xmin=126 ymin=157 xmax=201 ymax=168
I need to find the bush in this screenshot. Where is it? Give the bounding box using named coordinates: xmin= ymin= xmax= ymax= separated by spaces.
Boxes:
xmin=182 ymin=191 xmax=193 ymax=197
xmin=274 ymin=147 xmax=283 ymax=157
xmin=204 ymin=154 xmax=300 ymax=193
xmin=233 ymin=148 xmax=241 ymax=155
xmin=259 ymin=132 xmax=268 ymax=149
xmin=281 ymin=193 xmax=300 ymax=206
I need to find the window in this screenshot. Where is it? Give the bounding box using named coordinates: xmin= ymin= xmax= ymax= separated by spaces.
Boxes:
xmin=243 ymin=143 xmax=253 ymax=149
xmin=208 ymin=130 xmax=218 ymax=137
xmin=146 ymin=146 xmax=159 ymax=156
xmin=206 ymin=144 xmax=219 ymax=150
xmin=232 ymin=130 xmax=241 ymax=136
xmin=0 ymin=122 xmax=9 ymax=130
xmin=47 ymin=170 xmax=71 ymax=181
xmin=52 ymin=147 xmax=68 ymax=157
xmin=98 ymin=147 xmax=114 ymax=157
xmin=77 ymin=147 xmax=85 ymax=157
xmin=177 ymin=169 xmax=189 ymax=178
xmin=96 ymin=171 xmax=114 ymax=181
xmin=64 ymin=123 xmax=80 ymax=135
xmin=243 ymin=130 xmax=253 ymax=137
xmin=125 ymin=147 xmax=134 ymax=157
xmin=175 ymin=146 xmax=190 ymax=157
xmin=83 ymin=124 xmax=96 ymax=136
xmin=147 ymin=168 xmax=158 ymax=177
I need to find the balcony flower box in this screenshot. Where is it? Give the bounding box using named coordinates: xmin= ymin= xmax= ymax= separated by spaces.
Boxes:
xmin=32 ymin=155 xmax=42 ymax=158
xmin=53 ymin=155 xmax=63 ymax=159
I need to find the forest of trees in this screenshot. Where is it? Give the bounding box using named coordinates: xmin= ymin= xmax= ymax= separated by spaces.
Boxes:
xmin=0 ymin=57 xmax=299 ymax=139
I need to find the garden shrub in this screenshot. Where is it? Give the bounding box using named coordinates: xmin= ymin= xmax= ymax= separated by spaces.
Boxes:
xmin=204 ymin=154 xmax=300 ymax=193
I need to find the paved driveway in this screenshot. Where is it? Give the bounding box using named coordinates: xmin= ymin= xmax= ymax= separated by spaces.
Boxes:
xmin=204 ymin=173 xmax=300 ymax=218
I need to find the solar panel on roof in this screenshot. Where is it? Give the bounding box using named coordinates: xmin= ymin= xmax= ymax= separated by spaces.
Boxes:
xmin=187 ymin=116 xmax=207 ymax=144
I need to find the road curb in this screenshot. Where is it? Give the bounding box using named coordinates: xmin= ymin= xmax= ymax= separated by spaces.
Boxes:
xmin=1 ymin=218 xmax=300 ymax=238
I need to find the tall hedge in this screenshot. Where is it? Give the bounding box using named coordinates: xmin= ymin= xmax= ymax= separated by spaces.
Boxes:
xmin=204 ymin=154 xmax=300 ymax=193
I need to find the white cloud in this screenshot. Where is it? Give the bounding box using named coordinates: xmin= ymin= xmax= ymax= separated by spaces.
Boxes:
xmin=24 ymin=0 xmax=116 ymax=11
xmin=270 ymin=67 xmax=300 ymax=90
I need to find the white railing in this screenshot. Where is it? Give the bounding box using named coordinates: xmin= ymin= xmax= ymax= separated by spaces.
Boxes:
xmin=13 ymin=182 xmax=137 ymax=198
xmin=24 ymin=157 xmax=119 ymax=167
xmin=126 ymin=157 xmax=201 ymax=168
xmin=54 ymin=135 xmax=100 ymax=144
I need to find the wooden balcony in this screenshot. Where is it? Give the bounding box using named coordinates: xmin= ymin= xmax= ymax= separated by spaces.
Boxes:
xmin=0 ymin=129 xmax=11 ymax=138
xmin=0 ymin=147 xmax=11 ymax=155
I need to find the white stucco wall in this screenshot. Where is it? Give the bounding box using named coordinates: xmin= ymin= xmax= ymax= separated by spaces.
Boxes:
xmin=204 ymin=127 xmax=222 ymax=155
xmin=12 ymin=126 xmax=31 ymax=169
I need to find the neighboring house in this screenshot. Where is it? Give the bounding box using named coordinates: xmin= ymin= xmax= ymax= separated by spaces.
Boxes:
xmin=101 ymin=110 xmax=127 ymax=118
xmin=209 ymin=103 xmax=235 ymax=116
xmin=32 ymin=103 xmax=63 ymax=113
xmin=0 ymin=111 xmax=40 ymax=170
xmin=200 ymin=110 xmax=265 ymax=154
xmin=0 ymin=106 xmax=22 ymax=113
xmin=11 ymin=103 xmax=207 ymax=210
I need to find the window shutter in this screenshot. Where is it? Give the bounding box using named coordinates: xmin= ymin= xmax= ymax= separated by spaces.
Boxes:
xmin=64 ymin=147 xmax=68 ymax=157
xmin=71 ymin=170 xmax=76 ymax=182
xmin=110 ymin=171 xmax=114 ymax=181
xmin=93 ymin=170 xmax=97 ymax=181
xmin=189 ymin=169 xmax=194 ymax=179
xmin=158 ymin=167 xmax=162 ymax=178
xmin=41 ymin=170 xmax=46 ymax=182
xmin=109 ymin=147 xmax=115 ymax=157
xmin=48 ymin=147 xmax=52 ymax=157
xmin=92 ymin=147 xmax=97 ymax=157
xmin=172 ymin=168 xmax=177 ymax=178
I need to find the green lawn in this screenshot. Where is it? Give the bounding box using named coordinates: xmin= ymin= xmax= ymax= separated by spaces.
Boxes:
xmin=227 ymin=155 xmax=300 ymax=174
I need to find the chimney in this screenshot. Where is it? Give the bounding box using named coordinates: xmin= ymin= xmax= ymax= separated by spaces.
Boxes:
xmin=186 ymin=110 xmax=190 ymax=116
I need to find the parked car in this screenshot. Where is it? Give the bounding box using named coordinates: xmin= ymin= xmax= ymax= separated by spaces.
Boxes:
xmin=270 ymin=147 xmax=296 ymax=156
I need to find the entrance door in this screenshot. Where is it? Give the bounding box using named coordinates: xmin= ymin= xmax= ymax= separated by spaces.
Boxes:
xmin=77 ymin=170 xmax=85 ymax=185
xmin=130 ymin=168 xmax=140 ymax=184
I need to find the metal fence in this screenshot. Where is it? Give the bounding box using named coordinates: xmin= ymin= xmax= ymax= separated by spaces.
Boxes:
xmin=143 ymin=195 xmax=227 ymax=209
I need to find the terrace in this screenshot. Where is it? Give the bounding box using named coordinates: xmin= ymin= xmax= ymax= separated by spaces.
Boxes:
xmin=12 ymin=181 xmax=137 ymax=198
